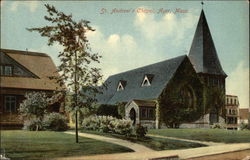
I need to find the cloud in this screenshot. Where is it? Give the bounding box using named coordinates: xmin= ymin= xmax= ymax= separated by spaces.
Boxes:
xmin=86 ymin=26 xmax=161 ymax=81
xmin=10 ymin=1 xmax=39 ymax=12
xmin=134 ymin=7 xmax=198 ymax=46
xmin=226 ymin=62 xmax=249 ymax=108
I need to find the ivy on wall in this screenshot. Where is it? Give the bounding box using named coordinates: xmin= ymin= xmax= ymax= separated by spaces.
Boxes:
xmin=158 ymin=58 xmax=205 ymax=128
xmin=158 ymin=57 xmax=226 ymax=128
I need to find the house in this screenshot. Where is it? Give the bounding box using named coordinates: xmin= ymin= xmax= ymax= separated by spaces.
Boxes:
xmin=239 ymin=108 xmax=249 ymax=125
xmin=96 ymin=10 xmax=227 ymax=129
xmin=225 ymin=95 xmax=239 ymax=130
xmin=0 ymin=48 xmax=63 ymax=128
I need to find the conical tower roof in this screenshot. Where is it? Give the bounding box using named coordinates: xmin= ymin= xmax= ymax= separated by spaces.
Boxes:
xmin=188 ymin=10 xmax=227 ymax=77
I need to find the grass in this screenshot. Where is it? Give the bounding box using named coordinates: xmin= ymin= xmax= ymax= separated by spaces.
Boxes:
xmin=1 ymin=130 xmax=133 ymax=160
xmin=81 ymin=129 xmax=206 ymax=151
xmin=149 ymin=128 xmax=250 ymax=143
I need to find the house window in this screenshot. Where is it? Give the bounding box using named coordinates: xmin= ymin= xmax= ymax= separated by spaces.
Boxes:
xmin=117 ymin=80 xmax=127 ymax=91
xmin=141 ymin=74 xmax=154 ymax=87
xmin=232 ymin=109 xmax=236 ymax=115
xmin=140 ymin=107 xmax=155 ymax=120
xmin=148 ymin=108 xmax=154 ymax=119
xmin=0 ymin=65 xmax=3 ymax=75
xmin=4 ymin=96 xmax=16 ymax=113
xmin=234 ymin=99 xmax=237 ymax=105
xmin=141 ymin=108 xmax=147 ymax=119
xmin=0 ymin=65 xmax=13 ymax=76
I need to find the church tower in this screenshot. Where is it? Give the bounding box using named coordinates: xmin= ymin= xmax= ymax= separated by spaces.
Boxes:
xmin=188 ymin=9 xmax=227 ymax=124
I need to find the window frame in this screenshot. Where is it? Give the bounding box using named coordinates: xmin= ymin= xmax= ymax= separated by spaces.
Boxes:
xmin=0 ymin=64 xmax=13 ymax=76
xmin=4 ymin=95 xmax=17 ymax=113
xmin=140 ymin=106 xmax=155 ymax=120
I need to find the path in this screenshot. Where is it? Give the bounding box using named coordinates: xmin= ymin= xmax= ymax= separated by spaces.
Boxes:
xmin=64 ymin=131 xmax=154 ymax=152
xmin=147 ymin=134 xmax=223 ymax=146
xmin=55 ymin=143 xmax=250 ymax=160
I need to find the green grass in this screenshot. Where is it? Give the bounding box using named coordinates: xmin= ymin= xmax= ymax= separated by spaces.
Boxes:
xmin=1 ymin=130 xmax=133 ymax=160
xmin=149 ymin=129 xmax=250 ymax=143
xmin=81 ymin=129 xmax=205 ymax=151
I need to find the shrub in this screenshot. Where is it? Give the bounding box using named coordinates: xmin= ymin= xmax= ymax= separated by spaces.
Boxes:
xmin=96 ymin=104 xmax=120 ymax=118
xmin=135 ymin=124 xmax=148 ymax=139
xmin=82 ymin=115 xmax=100 ymax=131
xmin=23 ymin=118 xmax=43 ymax=131
xmin=240 ymin=122 xmax=249 ymax=130
xmin=110 ymin=119 xmax=133 ymax=136
xmin=117 ymin=102 xmax=126 ymax=118
xmin=82 ymin=115 xmax=133 ymax=136
xmin=43 ymin=113 xmax=68 ymax=131
xmin=211 ymin=123 xmax=225 ymax=129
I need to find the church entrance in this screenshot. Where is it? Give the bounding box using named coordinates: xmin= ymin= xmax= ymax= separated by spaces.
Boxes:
xmin=129 ymin=108 xmax=136 ymax=125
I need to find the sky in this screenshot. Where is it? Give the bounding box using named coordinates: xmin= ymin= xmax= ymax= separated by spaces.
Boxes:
xmin=1 ymin=1 xmax=249 ymax=108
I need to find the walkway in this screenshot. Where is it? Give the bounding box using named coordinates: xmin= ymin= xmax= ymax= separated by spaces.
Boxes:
xmin=55 ymin=143 xmax=250 ymax=160
xmin=147 ymin=134 xmax=222 ymax=146
xmin=64 ymin=131 xmax=154 ymax=152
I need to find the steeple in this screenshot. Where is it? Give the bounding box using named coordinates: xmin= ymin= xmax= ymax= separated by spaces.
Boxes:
xmin=188 ymin=9 xmax=227 ymax=77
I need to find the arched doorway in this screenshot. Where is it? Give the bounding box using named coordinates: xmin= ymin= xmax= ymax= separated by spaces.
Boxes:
xmin=129 ymin=108 xmax=136 ymax=125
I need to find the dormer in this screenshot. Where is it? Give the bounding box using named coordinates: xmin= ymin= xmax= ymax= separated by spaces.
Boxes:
xmin=141 ymin=74 xmax=154 ymax=87
xmin=117 ymin=80 xmax=127 ymax=91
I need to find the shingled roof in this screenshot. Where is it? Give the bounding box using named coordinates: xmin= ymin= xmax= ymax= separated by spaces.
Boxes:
xmin=96 ymin=55 xmax=187 ymax=105
xmin=0 ymin=48 xmax=61 ymax=91
xmin=188 ymin=10 xmax=227 ymax=77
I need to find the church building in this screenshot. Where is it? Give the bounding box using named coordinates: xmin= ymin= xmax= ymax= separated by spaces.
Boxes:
xmin=96 ymin=10 xmax=227 ymax=129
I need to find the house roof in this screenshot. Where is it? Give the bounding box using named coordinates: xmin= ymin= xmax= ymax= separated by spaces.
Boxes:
xmin=188 ymin=10 xmax=227 ymax=77
xmin=239 ymin=108 xmax=249 ymax=120
xmin=96 ymin=55 xmax=187 ymax=105
xmin=0 ymin=48 xmax=61 ymax=91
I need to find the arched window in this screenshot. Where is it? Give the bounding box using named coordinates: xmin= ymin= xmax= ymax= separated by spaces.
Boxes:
xmin=178 ymin=85 xmax=195 ymax=108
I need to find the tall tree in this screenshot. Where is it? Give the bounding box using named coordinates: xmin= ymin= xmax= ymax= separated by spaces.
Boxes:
xmin=27 ymin=4 xmax=102 ymax=143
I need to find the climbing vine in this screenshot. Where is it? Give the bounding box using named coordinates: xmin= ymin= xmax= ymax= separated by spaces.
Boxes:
xmin=158 ymin=58 xmax=205 ymax=128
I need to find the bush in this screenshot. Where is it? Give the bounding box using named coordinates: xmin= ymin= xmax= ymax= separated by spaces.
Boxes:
xmin=240 ymin=122 xmax=249 ymax=130
xmin=211 ymin=123 xmax=225 ymax=129
xmin=23 ymin=118 xmax=43 ymax=131
xmin=110 ymin=119 xmax=133 ymax=136
xmin=82 ymin=115 xmax=133 ymax=136
xmin=135 ymin=124 xmax=148 ymax=139
xmin=117 ymin=102 xmax=126 ymax=118
xmin=96 ymin=104 xmax=120 ymax=118
xmin=43 ymin=113 xmax=68 ymax=131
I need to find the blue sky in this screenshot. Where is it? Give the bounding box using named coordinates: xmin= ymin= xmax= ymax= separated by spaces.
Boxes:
xmin=1 ymin=1 xmax=249 ymax=108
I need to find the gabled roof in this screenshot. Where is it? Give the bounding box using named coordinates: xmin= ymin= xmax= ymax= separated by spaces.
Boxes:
xmin=188 ymin=10 xmax=227 ymax=77
xmin=96 ymin=55 xmax=187 ymax=105
xmin=0 ymin=48 xmax=61 ymax=91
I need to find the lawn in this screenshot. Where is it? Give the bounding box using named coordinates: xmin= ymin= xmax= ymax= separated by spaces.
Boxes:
xmin=149 ymin=129 xmax=250 ymax=143
xmin=1 ymin=130 xmax=133 ymax=160
xmin=81 ymin=129 xmax=206 ymax=151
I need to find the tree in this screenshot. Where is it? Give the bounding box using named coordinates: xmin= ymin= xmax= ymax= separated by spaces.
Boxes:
xmin=19 ymin=92 xmax=48 ymax=131
xmin=27 ymin=4 xmax=102 ymax=142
